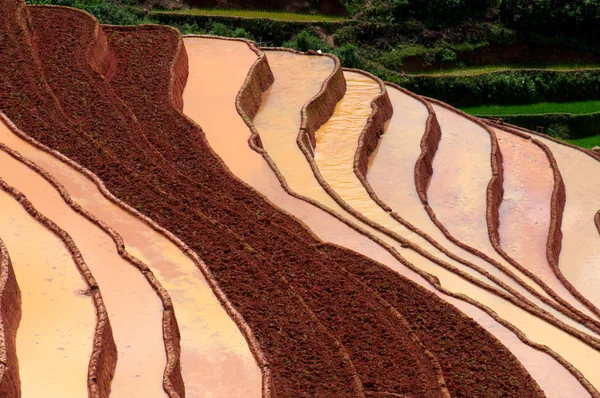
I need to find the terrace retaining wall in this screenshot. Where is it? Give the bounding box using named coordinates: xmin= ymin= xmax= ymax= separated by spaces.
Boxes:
xmin=0 ymin=240 xmax=21 ymax=397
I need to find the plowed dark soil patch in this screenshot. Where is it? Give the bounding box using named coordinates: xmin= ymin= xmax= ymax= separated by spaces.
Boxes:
xmin=0 ymin=2 xmax=545 ymax=396
xmin=102 ymin=24 xmax=446 ymax=397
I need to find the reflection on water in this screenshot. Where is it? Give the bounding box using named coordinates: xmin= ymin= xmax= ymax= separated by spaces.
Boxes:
xmin=531 ymin=133 xmax=600 ymax=312
xmin=0 ymin=146 xmax=166 ymax=397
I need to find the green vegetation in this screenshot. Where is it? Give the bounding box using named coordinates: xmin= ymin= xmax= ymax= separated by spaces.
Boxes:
xmin=412 ymin=64 xmax=600 ymax=77
xmin=566 ymin=135 xmax=600 ymax=149
xmin=154 ymin=9 xmax=347 ymax=22
xmin=462 ymin=101 xmax=600 ymax=116
xmin=24 ymin=0 xmax=600 ymax=138
xmin=26 ymin=0 xmax=150 ymax=25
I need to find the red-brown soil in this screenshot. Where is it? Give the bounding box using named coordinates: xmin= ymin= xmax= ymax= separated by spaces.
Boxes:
xmin=0 ymin=240 xmax=21 ymax=397
xmin=101 ymin=25 xmax=448 ymax=397
xmin=0 ymin=2 xmax=549 ymax=396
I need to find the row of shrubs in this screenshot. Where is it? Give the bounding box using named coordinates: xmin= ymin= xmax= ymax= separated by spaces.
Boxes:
xmin=498 ymin=113 xmax=600 ymax=140
xmin=385 ymin=70 xmax=600 ymax=107
xmin=352 ymin=0 xmax=600 ymax=44
xmin=25 ymin=0 xmax=151 ymax=25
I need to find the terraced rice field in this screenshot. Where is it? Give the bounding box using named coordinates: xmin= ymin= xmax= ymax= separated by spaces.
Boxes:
xmin=1 ymin=1 xmax=600 ymax=396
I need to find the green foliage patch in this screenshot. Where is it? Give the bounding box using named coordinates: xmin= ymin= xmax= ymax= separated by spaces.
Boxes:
xmin=155 ymin=9 xmax=347 ymax=22
xmin=26 ymin=0 xmax=151 ymax=25
xmin=462 ymin=101 xmax=600 ymax=116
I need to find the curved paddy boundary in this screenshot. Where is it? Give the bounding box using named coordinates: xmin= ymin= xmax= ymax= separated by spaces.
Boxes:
xmin=237 ymin=47 xmax=554 ymax=397
xmin=27 ymin=6 xmax=185 ymax=396
xmin=106 ymin=30 xmax=364 ymax=397
xmin=114 ymin=31 xmax=452 ymax=397
xmin=277 ymin=57 xmax=597 ymax=394
xmin=19 ymin=11 xmax=367 ymax=395
xmin=289 ymin=61 xmax=600 ymax=351
xmin=4 ymin=6 xmax=361 ymax=396
xmin=419 ymin=97 xmax=600 ymax=334
xmin=0 ymin=169 xmax=117 ymax=398
xmin=0 ymin=240 xmax=21 ymax=397
xmin=0 ymin=136 xmax=183 ymax=396
xmin=0 ymin=106 xmax=273 ymax=395
xmin=482 ymin=120 xmax=600 ymax=326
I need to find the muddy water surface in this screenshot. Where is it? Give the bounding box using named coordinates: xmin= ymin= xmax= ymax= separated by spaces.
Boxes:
xmin=495 ymin=129 xmax=596 ymax=319
xmin=1 ymin=108 xmax=261 ymax=397
xmin=528 ymin=134 xmax=600 ymax=311
xmin=182 ymin=41 xmax=587 ymax=397
xmin=426 ymin=105 xmax=600 ymax=331
xmin=3 ymin=37 xmax=264 ymax=397
xmin=250 ymin=53 xmax=600 ymax=391
xmin=0 ymin=148 xmax=166 ymax=397
xmin=366 ymin=90 xmax=594 ymax=395
xmin=0 ymin=179 xmax=94 ymax=397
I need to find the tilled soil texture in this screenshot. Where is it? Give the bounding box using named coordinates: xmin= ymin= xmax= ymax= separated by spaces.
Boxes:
xmin=24 ymin=6 xmax=445 ymax=396
xmin=1 ymin=3 xmax=544 ymax=396
xmin=104 ymin=26 xmax=545 ymax=398
xmin=102 ymin=25 xmax=448 ymax=397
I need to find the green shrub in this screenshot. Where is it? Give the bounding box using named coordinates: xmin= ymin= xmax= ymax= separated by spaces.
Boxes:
xmin=333 ymin=44 xmax=361 ymax=68
xmin=396 ymin=70 xmax=600 ymax=107
xmin=209 ymin=22 xmax=229 ymax=36
xmin=231 ymin=27 xmax=253 ymax=40
xmin=26 ymin=0 xmax=150 ymax=25
xmin=546 ymin=123 xmax=572 ymax=140
xmin=284 ymin=30 xmax=331 ymax=52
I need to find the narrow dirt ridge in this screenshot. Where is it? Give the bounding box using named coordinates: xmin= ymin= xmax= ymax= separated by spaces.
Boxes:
xmin=418 ymin=98 xmax=600 ymax=340
xmin=0 ymin=141 xmax=170 ymax=397
xmin=243 ymin=48 xmax=547 ymax=397
xmin=0 ymin=176 xmax=116 ymax=397
xmin=0 ymin=239 xmax=21 ymax=397
xmin=486 ymin=121 xmax=600 ymax=324
xmin=1 ymin=2 xmax=598 ymax=396
xmin=102 ymin=26 xmax=450 ymax=397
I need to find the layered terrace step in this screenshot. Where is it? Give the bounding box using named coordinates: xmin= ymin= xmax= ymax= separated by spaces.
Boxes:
xmin=232 ymin=45 xmax=596 ymax=391
xmin=495 ymin=125 xmax=600 ymax=320
xmin=0 ymin=123 xmax=166 ymax=397
xmin=0 ymin=156 xmax=97 ymax=397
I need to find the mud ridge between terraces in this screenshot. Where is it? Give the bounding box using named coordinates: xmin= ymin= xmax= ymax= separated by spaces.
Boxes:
xmin=103 ymin=29 xmax=453 ymax=397
xmin=0 ymin=6 xmax=588 ymax=394
xmin=0 ymin=174 xmax=117 ymax=398
xmin=0 ymin=239 xmax=21 ymax=397
xmin=420 ymin=97 xmax=600 ymax=334
xmin=239 ymin=47 xmax=552 ymax=396
xmin=482 ymin=120 xmax=600 ymax=324
xmin=1 ymin=3 xmax=118 ymax=396
xmin=14 ymin=8 xmax=452 ymax=394
xmin=290 ymin=58 xmax=600 ymax=351
xmin=0 ymin=137 xmax=184 ymax=396
xmin=0 ymin=106 xmax=269 ymax=396
xmin=351 ymin=78 xmax=600 ymax=337
xmin=27 ymin=6 xmax=185 ymax=396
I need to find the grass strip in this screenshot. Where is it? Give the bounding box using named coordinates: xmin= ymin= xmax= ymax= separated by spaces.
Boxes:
xmin=461 ymin=100 xmax=600 ymax=116
xmin=152 ymin=8 xmax=347 ymax=22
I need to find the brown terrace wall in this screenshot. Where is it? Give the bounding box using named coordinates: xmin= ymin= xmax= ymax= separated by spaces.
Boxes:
xmin=420 ymin=98 xmax=600 ymax=335
xmin=0 ymin=240 xmax=21 ymax=398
